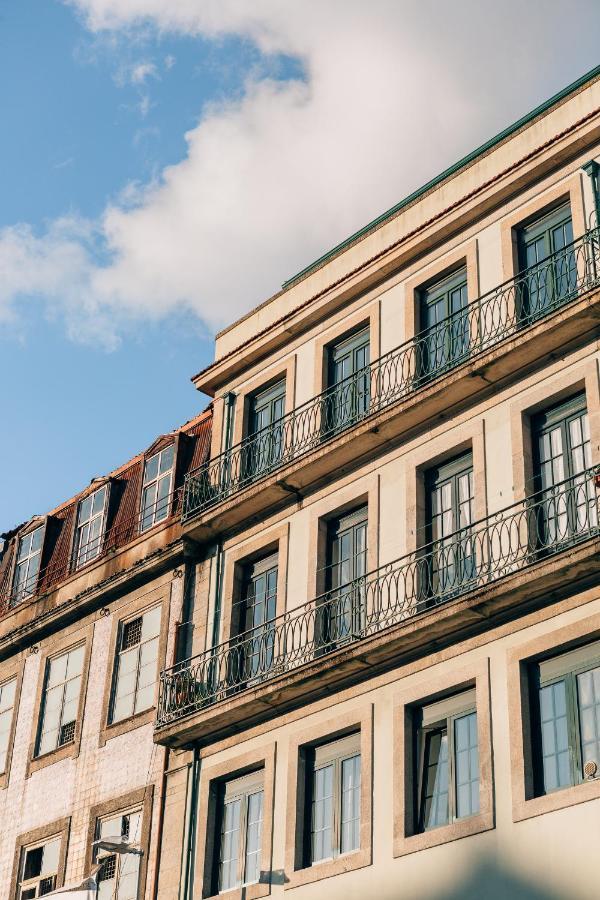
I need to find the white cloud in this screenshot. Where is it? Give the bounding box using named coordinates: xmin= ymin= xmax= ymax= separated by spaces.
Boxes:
xmin=130 ymin=60 xmax=157 ymax=84
xmin=3 ymin=0 xmax=599 ymax=346
xmin=164 ymin=54 xmax=176 ymax=70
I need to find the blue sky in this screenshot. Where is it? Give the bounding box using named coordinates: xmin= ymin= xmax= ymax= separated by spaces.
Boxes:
xmin=1 ymin=0 xmax=599 ymax=531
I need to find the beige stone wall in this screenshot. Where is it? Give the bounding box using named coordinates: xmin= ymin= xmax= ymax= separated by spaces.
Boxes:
xmin=189 ymin=589 xmax=600 ymax=900
xmin=0 ymin=567 xmax=185 ymax=900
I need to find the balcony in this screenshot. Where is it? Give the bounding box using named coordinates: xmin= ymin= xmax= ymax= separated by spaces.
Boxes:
xmin=156 ymin=466 xmax=600 ymax=747
xmin=182 ymin=228 xmax=600 ymax=538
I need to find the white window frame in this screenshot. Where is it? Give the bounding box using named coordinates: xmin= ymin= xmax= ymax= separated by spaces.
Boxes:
xmin=140 ymin=446 xmax=175 ymax=533
xmin=216 ymin=770 xmax=265 ymax=893
xmin=18 ymin=836 xmax=61 ymax=899
xmin=73 ymin=485 xmax=109 ymax=569
xmin=110 ymin=606 xmax=161 ymax=724
xmin=0 ymin=676 xmax=17 ymax=775
xmin=307 ymin=732 xmax=361 ymax=866
xmin=12 ymin=524 xmax=45 ymax=604
xmin=35 ymin=644 xmax=85 ymax=757
xmin=95 ymin=806 xmax=143 ymax=900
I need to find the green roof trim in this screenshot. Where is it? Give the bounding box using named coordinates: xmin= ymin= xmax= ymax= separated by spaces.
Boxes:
xmin=282 ymin=63 xmax=600 ymax=289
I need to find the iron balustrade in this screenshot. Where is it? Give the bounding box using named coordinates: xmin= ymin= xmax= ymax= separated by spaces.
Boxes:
xmin=182 ymin=228 xmax=600 ymax=522
xmin=158 ymin=465 xmax=600 ymax=727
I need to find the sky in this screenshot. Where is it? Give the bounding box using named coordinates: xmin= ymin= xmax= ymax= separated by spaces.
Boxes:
xmin=1 ymin=0 xmax=600 ymax=531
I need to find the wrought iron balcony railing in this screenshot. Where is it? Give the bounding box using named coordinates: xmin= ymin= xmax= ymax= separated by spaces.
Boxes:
xmin=158 ymin=466 xmax=600 ymax=727
xmin=183 ymin=228 xmax=600 ymax=522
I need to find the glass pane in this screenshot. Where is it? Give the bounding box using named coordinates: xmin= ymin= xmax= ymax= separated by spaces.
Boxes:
xmin=66 ymin=645 xmax=85 ymax=679
xmin=311 ymin=764 xmax=334 ymax=862
xmin=539 ymin=680 xmax=572 ymax=792
xmin=454 ymin=712 xmax=479 ymax=819
xmin=219 ymin=798 xmax=241 ymax=892
xmin=144 ymin=453 xmax=159 ymax=484
xmin=92 ymin=487 xmax=107 ymax=517
xmin=48 ymin=653 xmax=68 ymax=688
xmin=159 ymin=445 xmax=174 ymax=475
xmin=577 ymin=666 xmax=600 ymax=773
xmin=244 ymin=790 xmax=264 ymax=885
xmin=41 ymin=839 xmax=60 ymax=876
xmin=141 ymin=606 xmax=161 ymax=641
xmin=420 ymin=729 xmax=449 ymax=830
xmin=0 ymin=678 xmax=16 ymax=713
xmin=341 ymin=754 xmax=361 ymax=853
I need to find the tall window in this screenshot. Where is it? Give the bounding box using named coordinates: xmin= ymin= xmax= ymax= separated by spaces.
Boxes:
xmin=12 ymin=525 xmax=44 ymax=604
xmin=531 ymin=393 xmax=596 ymax=547
xmin=303 ymin=732 xmax=361 ymax=865
xmin=532 ymin=640 xmax=600 ymax=795
xmin=95 ymin=808 xmax=142 ymax=900
xmin=326 ymin=328 xmax=370 ymax=434
xmin=36 ymin=645 xmax=84 ymax=756
xmin=110 ymin=606 xmax=161 ymax=723
xmin=416 ymin=690 xmax=479 ymax=831
xmin=73 ymin=485 xmax=108 ymax=569
xmin=245 ymin=380 xmax=286 ymax=479
xmin=17 ymin=836 xmax=61 ymax=898
xmin=423 ymin=452 xmax=475 ymax=601
xmin=212 ymin=771 xmax=265 ymax=893
xmin=517 ymin=203 xmax=576 ymax=321
xmin=319 ymin=507 xmax=367 ymax=647
xmin=419 ymin=267 xmax=469 ymax=379
xmin=234 ymin=553 xmax=278 ymax=681
xmin=0 ymin=677 xmax=17 ymax=774
xmin=140 ymin=445 xmax=175 ymax=532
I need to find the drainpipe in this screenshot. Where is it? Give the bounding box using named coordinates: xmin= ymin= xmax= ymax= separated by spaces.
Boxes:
xmin=582 ymin=159 xmax=600 ymax=226
xmin=180 ymin=748 xmax=201 ymax=900
xmin=222 ymin=391 xmax=236 ymax=455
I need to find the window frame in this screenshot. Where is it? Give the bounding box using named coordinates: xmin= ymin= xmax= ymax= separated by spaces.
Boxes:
xmin=11 ymin=819 xmax=70 ymax=900
xmin=108 ymin=604 xmax=162 ymax=726
xmin=213 ymin=770 xmax=265 ymax=894
xmin=0 ymin=673 xmax=19 ymax=780
xmin=94 ymin=804 xmax=144 ymax=899
xmin=531 ymin=639 xmax=600 ymax=797
xmin=285 ymin=707 xmax=373 ymax=890
xmin=72 ymin=484 xmax=110 ymax=570
xmin=34 ymin=642 xmax=86 ymax=758
xmin=140 ymin=444 xmax=176 ymax=533
xmin=11 ymin=523 xmax=45 ymax=605
xmin=415 ymin=689 xmax=479 ymax=832
xmin=196 ymin=745 xmax=276 ymax=900
xmin=418 ymin=265 xmax=470 ymax=378
xmin=393 ymin=660 xmax=493 ymax=858
xmin=304 ymin=732 xmax=361 ymax=867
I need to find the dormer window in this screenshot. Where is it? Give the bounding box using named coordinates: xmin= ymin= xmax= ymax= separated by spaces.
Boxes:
xmin=73 ymin=485 xmax=108 ymax=569
xmin=12 ymin=524 xmax=44 ymax=604
xmin=140 ymin=445 xmax=174 ymax=532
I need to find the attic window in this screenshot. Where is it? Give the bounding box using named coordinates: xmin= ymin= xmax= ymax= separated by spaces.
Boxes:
xmin=140 ymin=445 xmax=175 ymax=532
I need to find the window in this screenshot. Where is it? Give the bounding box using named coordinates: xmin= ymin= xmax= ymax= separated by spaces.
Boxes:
xmin=234 ymin=554 xmax=278 ymax=681
xmin=531 ymin=393 xmax=596 ymax=547
xmin=517 ymin=203 xmax=576 ymax=321
xmin=110 ymin=606 xmax=161 ymax=723
xmin=416 ymin=690 xmax=479 ymax=831
xmin=418 ymin=267 xmax=469 ymax=379
xmin=0 ymin=677 xmax=17 ymax=773
xmin=244 ymin=380 xmax=286 ymax=480
xmin=302 ymin=732 xmax=361 ymax=866
xmin=73 ymin=485 xmax=108 ymax=569
xmin=12 ymin=525 xmax=44 ymax=604
xmin=140 ymin=445 xmax=175 ymax=532
xmin=318 ymin=507 xmax=367 ymax=648
xmin=325 ymin=328 xmax=370 ymax=434
xmin=212 ymin=771 xmax=265 ymax=893
xmin=94 ymin=809 xmax=142 ymax=900
xmin=423 ymin=452 xmax=475 ymax=602
xmin=36 ymin=645 xmax=84 ymax=756
xmin=18 ymin=837 xmax=61 ymax=898
xmin=532 ymin=640 xmax=600 ymax=796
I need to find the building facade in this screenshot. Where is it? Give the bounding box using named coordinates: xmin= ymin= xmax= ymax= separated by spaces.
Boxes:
xmin=0 ymin=411 xmax=212 ymax=898
xmin=3 ymin=65 xmax=600 ymax=900
xmin=154 ymin=67 xmax=600 ymax=900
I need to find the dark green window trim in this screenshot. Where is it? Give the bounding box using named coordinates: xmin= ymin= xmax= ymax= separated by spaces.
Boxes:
xmin=418 ymin=266 xmax=469 ymax=378
xmin=243 ymin=379 xmax=286 ymax=480
xmin=531 ymin=640 xmax=600 ymax=796
xmin=318 ymin=507 xmax=368 ymax=647
xmin=517 ymin=202 xmax=576 ymax=321
xmin=325 ymin=328 xmax=370 ymax=434
xmin=415 ymin=689 xmax=479 ymax=832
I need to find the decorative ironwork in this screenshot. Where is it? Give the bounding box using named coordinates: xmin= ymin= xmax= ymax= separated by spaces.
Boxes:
xmin=158 ymin=466 xmax=600 ymax=727
xmin=183 ymin=228 xmax=600 ymax=522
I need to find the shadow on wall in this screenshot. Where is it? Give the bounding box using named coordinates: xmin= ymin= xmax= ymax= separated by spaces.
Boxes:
xmin=426 ymin=858 xmax=568 ymax=900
